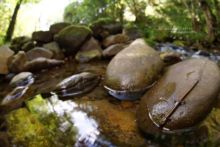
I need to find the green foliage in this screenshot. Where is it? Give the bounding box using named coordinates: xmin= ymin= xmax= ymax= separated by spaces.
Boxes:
xmin=0 ymin=0 xmax=41 ymax=45
xmin=0 ymin=0 xmax=16 ymax=45
xmin=64 ymin=0 xmax=124 ymax=24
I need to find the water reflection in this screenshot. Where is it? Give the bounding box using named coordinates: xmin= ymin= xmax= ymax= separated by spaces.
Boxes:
xmin=49 ymin=93 xmax=102 ymax=146
xmin=25 ymin=93 xmax=114 ymax=146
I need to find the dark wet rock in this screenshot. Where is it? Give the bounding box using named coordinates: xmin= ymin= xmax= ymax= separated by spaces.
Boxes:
xmin=102 ymin=43 xmax=128 ymax=57
xmin=49 ymin=22 xmax=71 ymax=35
xmin=0 ymin=46 xmax=14 ymax=74
xmin=90 ymin=19 xmax=122 ymax=40
xmin=123 ymin=27 xmax=142 ymax=40
xmin=9 ymin=72 xmax=34 ymax=87
xmin=8 ymin=51 xmax=28 ymax=73
xmin=54 ymin=72 xmax=100 ymax=98
xmin=155 ymin=43 xmax=194 ymax=60
xmin=54 ymin=25 xmax=92 ymax=54
xmin=1 ymin=86 xmax=29 ymax=105
xmin=26 ymin=47 xmax=53 ymax=60
xmin=21 ymin=41 xmax=35 ymax=52
xmin=137 ymin=58 xmax=220 ymax=135
xmin=43 ymin=42 xmax=65 ymax=59
xmin=75 ymin=37 xmax=102 ymax=63
xmin=10 ymin=36 xmax=31 ymax=52
xmin=0 ymin=74 xmax=5 ymax=83
xmin=160 ymin=51 xmax=182 ymax=65
xmin=104 ymin=39 xmax=164 ymax=100
xmin=23 ymin=57 xmax=64 ymax=72
xmin=194 ymin=50 xmax=210 ymax=57
xmin=32 ymin=31 xmax=53 ymax=43
xmin=0 ymin=132 xmax=9 ymax=147
xmin=102 ymin=34 xmax=129 ymax=48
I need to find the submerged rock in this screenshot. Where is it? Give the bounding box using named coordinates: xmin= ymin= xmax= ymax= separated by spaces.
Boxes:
xmin=75 ymin=37 xmax=102 ymax=63
xmin=137 ymin=58 xmax=220 ymax=135
xmin=54 ymin=25 xmax=92 ymax=54
xmin=9 ymin=72 xmax=34 ymax=87
xmin=26 ymin=47 xmax=53 ymax=60
xmin=75 ymin=99 xmax=146 ymax=146
xmin=6 ymin=108 xmax=54 ymax=146
xmin=104 ymin=39 xmax=163 ymax=100
xmin=0 ymin=46 xmax=14 ymax=74
xmin=54 ymin=72 xmax=100 ymax=98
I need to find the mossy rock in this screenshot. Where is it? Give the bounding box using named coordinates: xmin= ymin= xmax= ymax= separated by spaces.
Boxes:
xmin=90 ymin=18 xmax=122 ymax=40
xmin=54 ymin=25 xmax=92 ymax=54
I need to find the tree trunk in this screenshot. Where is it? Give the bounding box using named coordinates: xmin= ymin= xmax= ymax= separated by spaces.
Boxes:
xmin=4 ymin=0 xmax=23 ymax=42
xmin=183 ymin=0 xmax=201 ymax=32
xmin=119 ymin=4 xmax=124 ymax=24
xmin=213 ymin=0 xmax=220 ymax=25
xmin=199 ymin=0 xmax=217 ymax=43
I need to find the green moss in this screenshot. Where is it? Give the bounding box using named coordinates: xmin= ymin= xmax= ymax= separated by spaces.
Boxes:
xmin=6 ymin=95 xmax=78 ymax=146
xmin=6 ymin=108 xmax=54 ymax=147
xmin=89 ymin=17 xmax=115 ymax=28
xmin=58 ymin=25 xmax=92 ymax=37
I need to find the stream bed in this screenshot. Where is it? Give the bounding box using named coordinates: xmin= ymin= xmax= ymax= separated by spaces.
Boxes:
xmin=0 ymin=43 xmax=220 ymax=147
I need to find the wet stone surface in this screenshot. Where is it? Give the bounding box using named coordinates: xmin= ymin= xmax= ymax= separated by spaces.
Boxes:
xmin=0 ymin=43 xmax=220 ymax=146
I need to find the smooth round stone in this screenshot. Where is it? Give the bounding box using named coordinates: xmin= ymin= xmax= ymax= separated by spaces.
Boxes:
xmin=104 ymin=38 xmax=164 ymax=100
xmin=9 ymin=72 xmax=34 ymax=87
xmin=137 ymin=58 xmax=220 ymax=135
xmin=26 ymin=47 xmax=53 ymax=61
xmin=54 ymin=72 xmax=100 ymax=98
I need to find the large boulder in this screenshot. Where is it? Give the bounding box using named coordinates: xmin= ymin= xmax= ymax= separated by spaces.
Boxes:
xmin=0 ymin=46 xmax=15 ymax=74
xmin=75 ymin=37 xmax=102 ymax=63
xmin=54 ymin=25 xmax=92 ymax=54
xmin=49 ymin=22 xmax=71 ymax=35
xmin=104 ymin=39 xmax=164 ymax=100
xmin=102 ymin=34 xmax=129 ymax=48
xmin=43 ymin=42 xmax=64 ymax=59
xmin=32 ymin=31 xmax=53 ymax=43
xmin=26 ymin=47 xmax=53 ymax=60
xmin=137 ymin=58 xmax=220 ymax=135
